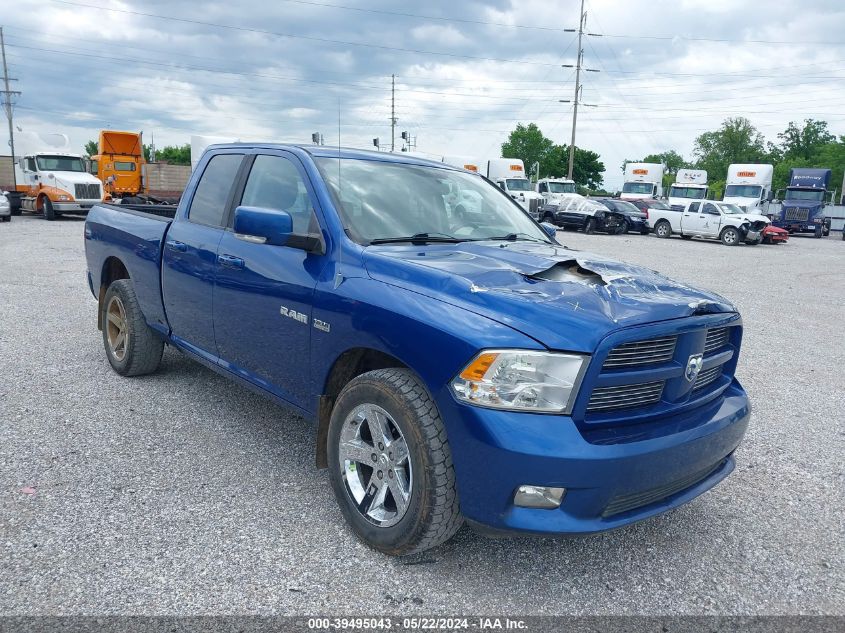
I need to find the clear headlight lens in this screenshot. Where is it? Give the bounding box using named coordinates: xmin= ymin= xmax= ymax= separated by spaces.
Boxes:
xmin=57 ymin=195 xmax=70 ymax=201
xmin=451 ymin=350 xmax=587 ymax=413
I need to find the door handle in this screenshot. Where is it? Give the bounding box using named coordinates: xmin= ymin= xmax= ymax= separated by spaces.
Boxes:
xmin=165 ymin=240 xmax=187 ymax=252
xmin=217 ymin=254 xmax=245 ymax=269
xmin=683 ymin=214 xmax=691 ymax=217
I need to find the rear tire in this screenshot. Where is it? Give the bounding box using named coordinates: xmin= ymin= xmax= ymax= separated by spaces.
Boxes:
xmin=617 ymin=219 xmax=629 ymax=235
xmin=327 ymin=368 xmax=462 ymax=555
xmin=102 ymin=279 xmax=164 ymax=376
xmin=720 ymin=226 xmax=740 ymax=246
xmin=43 ymin=198 xmax=56 ymax=221
xmin=655 ymin=221 xmax=672 ymax=238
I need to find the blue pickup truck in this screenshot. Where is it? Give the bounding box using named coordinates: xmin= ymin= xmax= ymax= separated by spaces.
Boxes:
xmin=84 ymin=144 xmax=750 ymax=555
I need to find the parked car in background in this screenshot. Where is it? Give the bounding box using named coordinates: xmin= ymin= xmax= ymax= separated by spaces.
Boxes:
xmin=539 ymin=195 xmax=624 ymax=234
xmin=626 ymin=198 xmax=671 ymax=228
xmin=761 ymin=225 xmax=789 ymax=245
xmin=0 ymin=192 xmax=11 ymax=222
xmin=649 ymin=200 xmax=769 ymax=246
xmin=594 ymin=198 xmax=649 ymax=235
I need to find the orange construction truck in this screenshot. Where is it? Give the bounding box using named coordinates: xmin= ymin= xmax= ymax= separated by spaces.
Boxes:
xmin=90 ymin=130 xmax=149 ymax=203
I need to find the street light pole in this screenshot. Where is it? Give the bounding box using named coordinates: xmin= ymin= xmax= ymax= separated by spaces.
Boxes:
xmin=567 ymin=0 xmax=585 ymax=181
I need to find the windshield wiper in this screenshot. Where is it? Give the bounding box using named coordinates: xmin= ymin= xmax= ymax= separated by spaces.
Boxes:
xmin=369 ymin=232 xmax=466 ymax=245
xmin=484 ymin=232 xmax=547 ymax=243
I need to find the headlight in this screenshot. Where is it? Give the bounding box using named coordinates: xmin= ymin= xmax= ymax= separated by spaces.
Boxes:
xmin=451 ymin=350 xmax=587 ymax=413
xmin=57 ymin=195 xmax=70 ymax=201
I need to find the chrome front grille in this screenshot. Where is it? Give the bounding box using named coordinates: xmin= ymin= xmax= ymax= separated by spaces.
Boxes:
xmin=74 ymin=183 xmax=101 ymax=200
xmin=587 ymin=380 xmax=664 ymax=412
xmin=704 ymin=327 xmax=730 ymax=353
xmin=603 ymin=335 xmax=677 ymax=369
xmin=694 ymin=364 xmax=723 ymax=391
xmin=784 ymin=207 xmax=809 ymax=222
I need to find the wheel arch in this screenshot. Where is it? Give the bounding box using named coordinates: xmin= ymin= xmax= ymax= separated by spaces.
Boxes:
xmin=316 ymin=347 xmax=410 ymax=469
xmin=97 ymin=257 xmax=131 ymax=330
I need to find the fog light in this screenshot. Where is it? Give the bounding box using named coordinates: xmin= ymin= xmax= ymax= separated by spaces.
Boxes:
xmin=514 ymin=485 xmax=566 ymax=509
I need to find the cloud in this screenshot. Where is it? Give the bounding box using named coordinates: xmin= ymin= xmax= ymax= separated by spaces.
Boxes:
xmin=1 ymin=0 xmax=844 ymax=189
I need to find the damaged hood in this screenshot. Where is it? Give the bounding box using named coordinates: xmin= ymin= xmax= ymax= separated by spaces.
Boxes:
xmin=363 ymin=241 xmax=736 ymax=352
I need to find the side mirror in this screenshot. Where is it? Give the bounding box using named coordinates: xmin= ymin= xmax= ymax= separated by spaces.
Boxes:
xmin=233 ymin=206 xmax=293 ymax=246
xmin=766 ymin=190 xmax=774 ymax=202
xmin=540 ymin=222 xmax=557 ymax=238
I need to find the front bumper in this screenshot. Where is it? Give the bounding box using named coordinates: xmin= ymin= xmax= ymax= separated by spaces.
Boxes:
xmin=54 ymin=201 xmax=97 ymax=213
xmin=436 ymin=381 xmax=750 ymax=535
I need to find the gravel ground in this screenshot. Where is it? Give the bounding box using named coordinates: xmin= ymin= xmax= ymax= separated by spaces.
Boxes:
xmin=0 ymin=215 xmax=843 ymax=616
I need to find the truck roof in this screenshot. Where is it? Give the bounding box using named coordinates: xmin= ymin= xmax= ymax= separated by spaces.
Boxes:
xmin=206 ymin=143 xmax=462 ymax=171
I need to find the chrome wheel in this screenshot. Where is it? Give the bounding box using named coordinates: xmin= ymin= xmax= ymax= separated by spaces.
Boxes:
xmin=339 ymin=403 xmax=412 ymax=527
xmin=106 ymin=296 xmax=129 ymax=361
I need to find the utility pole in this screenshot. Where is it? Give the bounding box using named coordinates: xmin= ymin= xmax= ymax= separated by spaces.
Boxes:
xmin=561 ymin=2 xmax=599 ymax=181
xmin=1 ymin=26 xmax=21 ymax=190
xmin=390 ymin=74 xmax=397 ymax=152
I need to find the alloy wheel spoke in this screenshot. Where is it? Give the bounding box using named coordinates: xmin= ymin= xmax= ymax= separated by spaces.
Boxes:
xmin=340 ymin=437 xmax=375 ymax=465
xmin=359 ymin=476 xmax=388 ymax=516
xmin=107 ymin=311 xmax=123 ymax=328
xmin=387 ymin=472 xmax=410 ymax=517
xmin=364 ymin=406 xmax=392 ymax=448
xmin=390 ymin=436 xmax=409 ymax=465
xmin=114 ymin=331 xmax=125 ymax=350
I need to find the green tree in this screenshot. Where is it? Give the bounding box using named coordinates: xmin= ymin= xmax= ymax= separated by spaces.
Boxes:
xmin=155 ymin=144 xmax=192 ymax=166
xmin=544 ymin=144 xmax=604 ymax=189
xmin=778 ymin=119 xmax=835 ymax=161
xmin=84 ymin=140 xmax=98 ymax=157
xmin=501 ymin=123 xmax=554 ymax=179
xmin=692 ymin=117 xmax=769 ymax=181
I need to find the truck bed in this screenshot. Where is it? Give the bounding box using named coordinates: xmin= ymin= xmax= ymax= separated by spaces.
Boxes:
xmin=84 ymin=203 xmax=174 ymax=335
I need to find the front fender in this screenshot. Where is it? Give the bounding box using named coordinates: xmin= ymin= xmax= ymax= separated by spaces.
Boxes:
xmin=309 ymin=276 xmax=542 ymax=407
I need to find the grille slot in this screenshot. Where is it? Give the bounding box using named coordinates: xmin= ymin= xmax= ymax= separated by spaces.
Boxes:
xmin=694 ymin=364 xmax=723 ymax=391
xmin=704 ymin=327 xmax=730 ymax=353
xmin=603 ymin=336 xmax=676 ymax=369
xmin=74 ymin=183 xmax=101 ymax=200
xmin=602 ymin=459 xmax=726 ymax=517
xmin=587 ymin=381 xmax=664 ymax=412
xmin=784 ymin=207 xmax=809 ymax=222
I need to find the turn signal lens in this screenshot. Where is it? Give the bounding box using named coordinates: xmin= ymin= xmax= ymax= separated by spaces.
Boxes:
xmin=459 ymin=352 xmax=499 ymax=381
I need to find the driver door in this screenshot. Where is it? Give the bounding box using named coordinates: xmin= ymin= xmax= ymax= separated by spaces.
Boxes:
xmin=683 ymin=201 xmax=714 ymax=235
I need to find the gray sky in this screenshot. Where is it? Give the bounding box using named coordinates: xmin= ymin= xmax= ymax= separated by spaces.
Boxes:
xmin=3 ymin=0 xmax=845 ymax=188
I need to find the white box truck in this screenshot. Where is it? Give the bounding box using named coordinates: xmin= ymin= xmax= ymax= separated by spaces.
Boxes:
xmin=621 ymin=162 xmax=665 ymax=199
xmin=667 ymin=169 xmax=708 ymax=211
xmin=723 ymin=164 xmax=774 ymax=212
xmin=441 ymin=155 xmax=481 ymax=173
xmin=485 ymin=158 xmax=545 ymax=214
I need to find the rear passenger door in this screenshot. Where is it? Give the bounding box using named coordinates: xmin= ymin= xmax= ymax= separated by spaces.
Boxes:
xmin=212 ymin=151 xmax=328 ymax=409
xmin=161 ymin=151 xmax=244 ymax=361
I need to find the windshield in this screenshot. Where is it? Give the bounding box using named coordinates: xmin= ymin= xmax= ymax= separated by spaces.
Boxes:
xmin=35 ymin=155 xmax=86 ymax=172
xmin=622 ymin=182 xmax=654 ymax=194
xmin=505 ymin=178 xmax=532 ymax=192
xmin=547 ymin=181 xmax=576 ymax=193
xmin=669 ymin=186 xmax=706 ymax=199
xmin=718 ymin=203 xmax=744 ymax=214
xmin=724 ymin=184 xmax=761 ymax=198
xmin=316 ymin=158 xmax=550 ymax=244
xmin=785 ymin=188 xmax=824 ymax=202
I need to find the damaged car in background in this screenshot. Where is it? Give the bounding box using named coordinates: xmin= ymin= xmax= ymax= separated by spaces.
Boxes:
xmin=84 ymin=145 xmax=751 ymax=555
xmin=539 ymin=194 xmax=626 ymax=234
xmin=648 ymin=200 xmax=771 ymax=246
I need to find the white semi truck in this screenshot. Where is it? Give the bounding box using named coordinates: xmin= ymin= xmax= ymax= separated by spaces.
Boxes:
xmin=14 ymin=152 xmax=104 ymax=220
xmin=723 ymin=164 xmax=774 ymax=212
xmin=667 ymin=169 xmax=708 ymax=211
xmin=621 ymin=162 xmax=665 ymax=199
xmin=535 ymin=177 xmax=577 ymax=205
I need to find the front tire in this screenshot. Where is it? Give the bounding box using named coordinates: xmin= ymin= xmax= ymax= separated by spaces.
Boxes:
xmin=328 ymin=368 xmax=462 ymax=555
xmin=721 ymin=226 xmax=740 ymax=246
xmin=42 ymin=197 xmax=56 ymax=221
xmin=102 ymin=279 xmax=164 ymax=376
xmin=584 ymin=217 xmax=596 ymax=234
xmin=655 ymin=220 xmax=672 ymax=238
xmin=617 ymin=219 xmax=629 ymax=235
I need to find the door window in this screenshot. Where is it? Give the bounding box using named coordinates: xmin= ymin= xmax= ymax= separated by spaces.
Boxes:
xmin=689 ymin=202 xmax=700 ymax=212
xmin=240 ymin=155 xmax=317 ymax=234
xmin=703 ymin=203 xmax=719 ymax=215
xmin=188 ymin=153 xmax=243 ymax=227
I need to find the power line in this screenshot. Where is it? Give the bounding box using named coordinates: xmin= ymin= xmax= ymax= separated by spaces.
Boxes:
xmin=46 ymin=0 xmax=563 ymax=67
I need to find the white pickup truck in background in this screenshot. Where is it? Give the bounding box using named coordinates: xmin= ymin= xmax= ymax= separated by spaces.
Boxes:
xmin=649 ymin=200 xmax=771 ymax=246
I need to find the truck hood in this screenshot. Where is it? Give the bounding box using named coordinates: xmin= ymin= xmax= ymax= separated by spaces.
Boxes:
xmin=47 ymin=171 xmax=102 ymax=197
xmin=736 ymin=212 xmax=770 ymax=225
xmin=363 ymin=241 xmax=735 ymax=352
